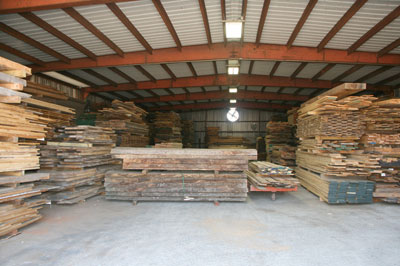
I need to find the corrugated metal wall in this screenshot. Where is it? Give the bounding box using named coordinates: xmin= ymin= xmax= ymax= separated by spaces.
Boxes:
xmin=180 ymin=109 xmax=284 ymax=148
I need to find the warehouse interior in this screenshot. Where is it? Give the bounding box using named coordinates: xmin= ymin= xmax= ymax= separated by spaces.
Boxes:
xmin=0 ymin=0 xmax=399 ymax=265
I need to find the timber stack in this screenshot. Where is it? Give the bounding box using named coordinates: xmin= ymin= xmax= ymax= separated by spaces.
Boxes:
xmin=0 ymin=57 xmax=50 ymax=238
xmin=246 ymin=161 xmax=299 ymax=189
xmin=206 ymin=127 xmax=250 ymax=149
xmin=295 ymin=83 xmax=379 ymax=204
xmin=182 ymin=120 xmax=195 ymax=148
xmin=361 ymin=99 xmax=400 ymax=203
xmin=106 ymin=148 xmax=257 ymax=202
xmin=96 ymin=100 xmax=149 ymax=147
xmin=265 ymin=121 xmax=296 ymax=165
xmin=39 ymin=126 xmax=118 ymax=204
xmin=150 ymin=112 xmax=182 ymax=144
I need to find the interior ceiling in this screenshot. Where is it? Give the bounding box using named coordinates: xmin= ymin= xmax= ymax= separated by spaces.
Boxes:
xmin=0 ymin=0 xmax=399 ymax=112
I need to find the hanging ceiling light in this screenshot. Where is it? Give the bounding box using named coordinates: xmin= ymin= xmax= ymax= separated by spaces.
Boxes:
xmin=229 ymin=87 xmax=238 ymax=93
xmin=227 ymin=59 xmax=240 ymax=75
xmin=225 ymin=20 xmax=243 ymax=39
xmin=230 ymin=99 xmax=237 ymax=104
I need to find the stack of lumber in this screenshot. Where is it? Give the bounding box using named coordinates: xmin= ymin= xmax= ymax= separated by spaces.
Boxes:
xmin=287 ymin=107 xmax=299 ymax=125
xmin=0 ymin=57 xmax=49 ymax=238
xmin=361 ymin=99 xmax=400 ymax=203
xmin=182 ymin=120 xmax=195 ymax=148
xmin=24 ymin=80 xmax=69 ymax=100
xmin=154 ymin=142 xmax=183 ymax=148
xmin=206 ymin=127 xmax=250 ymax=149
xmin=295 ymin=83 xmax=378 ymax=204
xmin=246 ymin=161 xmax=299 ymax=189
xmin=151 ymin=112 xmax=182 ymax=144
xmin=256 ymin=137 xmax=266 ymax=161
xmin=39 ymin=126 xmax=117 ymax=204
xmin=265 ymin=121 xmax=296 ymax=164
xmin=96 ymin=100 xmax=149 ymax=147
xmin=106 ymin=148 xmax=257 ymax=202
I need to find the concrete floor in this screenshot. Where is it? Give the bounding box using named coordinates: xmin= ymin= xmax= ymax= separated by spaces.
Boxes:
xmin=1 ymin=187 xmax=399 ymax=266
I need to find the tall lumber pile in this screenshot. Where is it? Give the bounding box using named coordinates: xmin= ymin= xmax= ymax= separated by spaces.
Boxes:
xmin=106 ymin=148 xmax=257 ymax=202
xmin=182 ymin=120 xmax=195 ymax=148
xmin=265 ymin=121 xmax=296 ymax=166
xmin=39 ymin=126 xmax=118 ymax=204
xmin=361 ymin=99 xmax=400 ymax=203
xmin=0 ymin=57 xmax=49 ymax=237
xmin=246 ymin=161 xmax=299 ymax=189
xmin=296 ymin=83 xmax=379 ymax=204
xmin=150 ymin=111 xmax=182 ymax=145
xmin=206 ymin=127 xmax=250 ymax=149
xmin=96 ymin=100 xmax=149 ymax=147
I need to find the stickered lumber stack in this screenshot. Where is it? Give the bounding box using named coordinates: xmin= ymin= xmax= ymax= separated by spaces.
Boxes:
xmin=206 ymin=127 xmax=250 ymax=149
xmin=361 ymin=99 xmax=400 ymax=203
xmin=106 ymin=148 xmax=257 ymax=202
xmin=150 ymin=111 xmax=182 ymax=144
xmin=96 ymin=100 xmax=149 ymax=147
xmin=0 ymin=57 xmax=49 ymax=238
xmin=265 ymin=121 xmax=296 ymax=165
xmin=296 ymin=83 xmax=379 ymax=204
xmin=246 ymin=161 xmax=299 ymax=189
xmin=39 ymin=126 xmax=118 ymax=204
xmin=181 ymin=120 xmax=195 ymax=148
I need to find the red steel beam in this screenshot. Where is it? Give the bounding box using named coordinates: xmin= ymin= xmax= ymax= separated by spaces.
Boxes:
xmin=132 ymin=90 xmax=309 ymax=103
xmin=31 ymin=43 xmax=400 ymax=73
xmin=255 ymin=0 xmax=271 ymax=45
xmin=287 ymin=0 xmax=318 ymax=48
xmin=0 ymin=42 xmax=46 ymax=66
xmin=348 ymin=6 xmax=400 ymax=54
xmin=0 ymin=0 xmax=134 ymax=14
xmin=148 ymin=101 xmax=292 ymax=112
xmin=318 ymin=0 xmax=367 ymax=51
xmin=161 ymin=64 xmax=176 ymax=80
xmin=187 ymin=62 xmax=197 ymax=77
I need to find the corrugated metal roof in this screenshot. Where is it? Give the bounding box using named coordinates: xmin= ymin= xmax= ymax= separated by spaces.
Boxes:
xmin=142 ymin=64 xmax=170 ymax=79
xmin=187 ymin=87 xmax=203 ymax=93
xmin=115 ymin=66 xmax=149 ymax=81
xmin=252 ymin=61 xmax=275 ymax=75
xmin=260 ymin=0 xmax=309 ymax=45
xmin=67 ymin=69 xmax=108 ymax=85
xmin=263 ymin=87 xmax=280 ymax=93
xmin=166 ymin=62 xmax=193 ymax=77
xmin=365 ymin=66 xmax=400 ymax=84
xmin=118 ymin=91 xmax=136 ymax=99
xmin=192 ymin=61 xmax=215 ymax=76
xmin=216 ymin=60 xmax=227 ymax=74
xmin=326 ymin=1 xmax=399 ymax=51
xmin=169 ymin=88 xmax=186 ymax=94
xmin=342 ymin=65 xmax=381 ymax=82
xmin=100 ymin=92 xmax=117 ymax=99
xmin=0 ymin=31 xmax=57 ymax=62
xmin=205 ymin=86 xmax=220 ymax=91
xmin=281 ymin=87 xmax=298 ymax=94
xmin=296 ymin=63 xmax=328 ymax=79
xmin=247 ymin=86 xmax=263 ymax=91
xmin=298 ymin=88 xmax=316 ymax=96
xmin=134 ymin=90 xmax=153 ymax=97
xmin=387 ymin=78 xmax=400 ymax=86
xmin=239 ymin=60 xmax=251 ymax=74
xmin=117 ymin=0 xmax=176 ymax=49
xmin=243 ymin=0 xmax=264 ymax=42
xmin=226 ymin=0 xmax=242 ymax=20
xmin=274 ymin=61 xmax=302 ymax=77
xmin=152 ymin=89 xmax=170 ymax=96
xmin=33 ymin=9 xmax=114 ymax=56
xmin=358 ymin=16 xmax=400 ymax=53
xmin=91 ymin=67 xmax=129 ymax=83
xmin=293 ymin=0 xmax=354 ymax=47
xmin=318 ymin=64 xmax=354 ymax=80
xmin=204 ymin=0 xmax=224 ymax=43
xmin=161 ymin=0 xmax=208 ymax=46
xmin=74 ymin=5 xmax=144 ymax=53
xmin=156 ymin=102 xmax=168 ymax=106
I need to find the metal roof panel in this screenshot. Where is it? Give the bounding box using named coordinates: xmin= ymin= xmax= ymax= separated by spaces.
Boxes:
xmin=252 ymin=61 xmax=275 ymax=75
xmin=115 ymin=66 xmax=149 ymax=81
xmin=141 ymin=64 xmax=170 ymax=80
xmin=166 ymin=62 xmax=193 ymax=77
xmin=319 ymin=64 xmax=354 ymax=80
xmin=192 ymin=61 xmax=215 ymax=76
xmin=274 ymin=61 xmax=302 ymax=77
xmin=296 ymin=63 xmax=328 ymax=79
xmin=204 ymin=0 xmax=224 ymax=43
xmin=244 ymin=0 xmax=264 ymax=42
xmin=342 ymin=65 xmax=381 ymax=82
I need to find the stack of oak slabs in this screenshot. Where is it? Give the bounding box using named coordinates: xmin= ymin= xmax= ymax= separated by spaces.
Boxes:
xmin=106 ymin=148 xmax=257 ymax=202
xmin=39 ymin=126 xmax=117 ymax=204
xmin=296 ymin=83 xmax=378 ymax=204
xmin=361 ymin=99 xmax=400 ymax=203
xmin=0 ymin=57 xmax=49 ymax=238
xmin=181 ymin=120 xmax=195 ymax=148
xmin=265 ymin=121 xmax=296 ymax=166
xmin=246 ymin=161 xmax=299 ymax=189
xmin=150 ymin=112 xmax=182 ymax=144
xmin=206 ymin=127 xmax=250 ymax=149
xmin=96 ymin=100 xmax=149 ymax=147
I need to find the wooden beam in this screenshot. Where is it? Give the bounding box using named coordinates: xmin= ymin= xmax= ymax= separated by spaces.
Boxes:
xmin=332 ymin=65 xmax=364 ymax=83
xmin=269 ymin=61 xmax=280 ymax=77
xmin=58 ymin=70 xmax=98 ymax=87
xmin=187 ymin=62 xmax=197 ymax=77
xmin=63 ymin=7 xmax=124 ymax=57
xmin=248 ymin=61 xmax=255 ymax=75
xmin=19 ymin=12 xmax=97 ymax=61
xmin=287 ymin=0 xmax=318 ymax=48
xmin=311 ymin=63 xmax=335 ymax=81
xmin=290 ymin=62 xmax=307 ymax=80
xmin=0 ymin=22 xmax=70 ymax=63
xmin=134 ymin=65 xmax=156 ymax=82
xmin=378 ymin=38 xmax=400 ymax=57
xmin=82 ymin=69 xmax=117 ymax=86
xmin=161 ymin=64 xmax=176 ymax=80
xmin=106 ymin=3 xmax=153 ymax=54
xmin=198 ymin=0 xmax=212 ymax=46
xmin=356 ymin=66 xmax=393 ymax=83
xmin=255 ymin=0 xmax=271 ymax=46
xmin=0 ymin=42 xmax=46 ymax=66
xmin=212 ymin=61 xmax=218 ymax=75
xmin=152 ymin=0 xmax=182 ymax=50
xmin=318 ymin=0 xmax=367 ymax=51
xmin=108 ymin=67 xmax=137 ymax=84
xmin=348 ymin=6 xmax=400 ymax=54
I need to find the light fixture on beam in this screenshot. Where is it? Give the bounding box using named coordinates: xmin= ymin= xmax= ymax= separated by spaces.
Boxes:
xmin=229 ymin=87 xmax=238 ymax=93
xmin=230 ymin=99 xmax=237 ymax=104
xmin=225 ymin=20 xmax=243 ymax=39
xmin=227 ymin=59 xmax=240 ymax=75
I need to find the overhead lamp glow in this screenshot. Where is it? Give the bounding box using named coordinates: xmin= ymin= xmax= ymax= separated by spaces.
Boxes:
xmin=230 ymin=99 xmax=237 ymax=104
xmin=227 ymin=59 xmax=240 ymax=75
xmin=225 ymin=21 xmax=243 ymax=39
xmin=229 ymin=87 xmax=238 ymax=93
xmin=228 ymin=67 xmax=239 ymax=75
